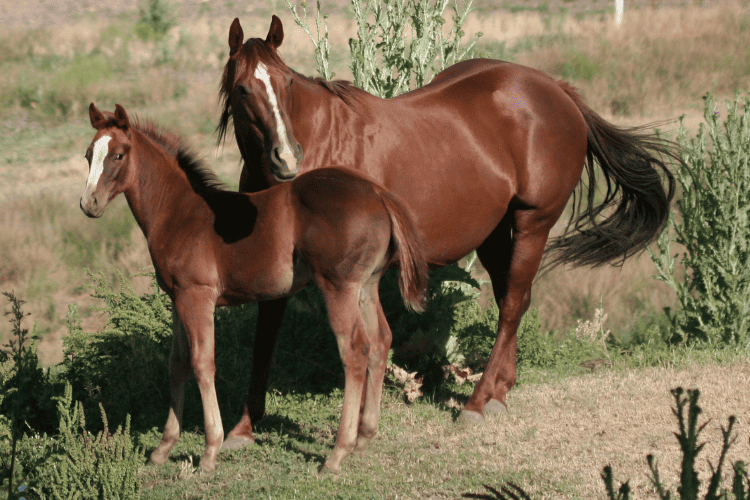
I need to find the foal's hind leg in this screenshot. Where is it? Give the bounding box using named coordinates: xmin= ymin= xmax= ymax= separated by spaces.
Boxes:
xmin=353 ymin=281 xmax=392 ymax=453
xmin=459 ymin=212 xmax=551 ymax=423
xmin=316 ymin=281 xmax=370 ymax=474
xmin=224 ymin=297 xmax=288 ymax=450
xmin=149 ymin=307 xmax=191 ymax=465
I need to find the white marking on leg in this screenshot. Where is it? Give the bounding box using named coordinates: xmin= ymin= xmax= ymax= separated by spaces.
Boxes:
xmin=87 ymin=135 xmax=112 ymax=189
xmin=253 ymin=62 xmax=296 ymax=169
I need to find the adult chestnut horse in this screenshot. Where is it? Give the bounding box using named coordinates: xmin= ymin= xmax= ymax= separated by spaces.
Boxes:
xmin=80 ymin=103 xmax=427 ymax=472
xmin=217 ymin=16 xmax=680 ymax=435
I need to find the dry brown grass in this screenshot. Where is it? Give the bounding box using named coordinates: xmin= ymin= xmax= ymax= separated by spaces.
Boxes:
xmin=377 ymin=360 xmax=750 ymax=499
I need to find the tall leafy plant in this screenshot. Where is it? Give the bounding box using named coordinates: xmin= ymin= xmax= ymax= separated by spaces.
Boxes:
xmin=650 ymin=93 xmax=750 ymax=347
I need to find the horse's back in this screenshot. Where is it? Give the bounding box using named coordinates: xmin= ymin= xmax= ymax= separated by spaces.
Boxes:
xmin=291 ymin=168 xmax=395 ymax=279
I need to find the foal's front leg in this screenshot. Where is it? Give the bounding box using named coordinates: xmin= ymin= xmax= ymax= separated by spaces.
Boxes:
xmin=175 ymin=292 xmax=224 ymax=472
xmin=149 ymin=307 xmax=190 ymax=465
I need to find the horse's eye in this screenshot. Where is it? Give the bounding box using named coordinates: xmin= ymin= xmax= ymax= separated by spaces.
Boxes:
xmin=115 ymin=154 xmax=124 ymax=161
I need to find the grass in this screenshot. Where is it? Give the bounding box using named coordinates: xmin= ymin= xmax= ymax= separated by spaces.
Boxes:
xmin=130 ymin=352 xmax=750 ymax=499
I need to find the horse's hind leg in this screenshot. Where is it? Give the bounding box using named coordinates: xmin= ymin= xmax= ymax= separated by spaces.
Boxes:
xmin=316 ymin=280 xmax=369 ymax=474
xmin=353 ymin=280 xmax=392 ymax=453
xmin=149 ymin=307 xmax=191 ymax=465
xmin=459 ymin=212 xmax=551 ymax=422
xmin=224 ymin=297 xmax=288 ymax=450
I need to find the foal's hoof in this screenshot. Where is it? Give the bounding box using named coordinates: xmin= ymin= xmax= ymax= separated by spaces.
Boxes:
xmin=484 ymin=399 xmax=507 ymax=414
xmin=148 ymin=449 xmax=170 ymax=466
xmin=318 ymin=462 xmax=340 ymax=475
xmin=457 ymin=409 xmax=484 ymax=424
xmin=221 ymin=435 xmax=255 ymax=451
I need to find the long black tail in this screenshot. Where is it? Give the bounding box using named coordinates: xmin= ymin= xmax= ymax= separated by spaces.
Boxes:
xmin=545 ymin=82 xmax=681 ymax=269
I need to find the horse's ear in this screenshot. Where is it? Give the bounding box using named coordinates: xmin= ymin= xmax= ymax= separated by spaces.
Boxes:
xmin=89 ymin=103 xmax=107 ymax=129
xmin=265 ymin=15 xmax=284 ymax=49
xmin=114 ymin=104 xmax=130 ymax=130
xmin=228 ymin=18 xmax=243 ymax=56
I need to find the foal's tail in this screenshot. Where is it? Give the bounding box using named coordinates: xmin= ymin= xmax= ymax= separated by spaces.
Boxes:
xmin=545 ymin=82 xmax=683 ymax=269
xmin=377 ymin=189 xmax=429 ymax=312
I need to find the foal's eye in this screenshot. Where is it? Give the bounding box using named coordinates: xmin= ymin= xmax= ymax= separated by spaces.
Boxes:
xmin=114 ymin=154 xmax=124 ymax=161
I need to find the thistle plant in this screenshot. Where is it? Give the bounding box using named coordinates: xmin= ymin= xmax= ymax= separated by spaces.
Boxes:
xmin=649 ymin=92 xmax=750 ymax=347
xmin=286 ymin=0 xmax=482 ymax=98
xmin=285 ymin=0 xmax=334 ymax=80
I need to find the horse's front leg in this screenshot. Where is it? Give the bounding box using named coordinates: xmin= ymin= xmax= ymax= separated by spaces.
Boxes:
xmin=224 ymin=297 xmax=287 ymax=450
xmin=317 ymin=281 xmax=368 ymax=474
xmin=173 ymin=290 xmax=224 ymax=472
xmin=149 ymin=307 xmax=190 ymax=465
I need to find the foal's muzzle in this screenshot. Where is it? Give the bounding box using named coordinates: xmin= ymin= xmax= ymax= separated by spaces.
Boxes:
xmin=80 ymin=193 xmax=104 ymax=218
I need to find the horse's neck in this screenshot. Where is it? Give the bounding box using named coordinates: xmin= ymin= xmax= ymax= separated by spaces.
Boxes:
xmin=290 ymin=79 xmax=377 ymax=163
xmin=125 ymin=131 xmax=200 ymax=240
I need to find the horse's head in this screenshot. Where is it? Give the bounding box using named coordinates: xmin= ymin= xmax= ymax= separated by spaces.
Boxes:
xmin=80 ymin=103 xmax=135 ymax=218
xmin=219 ymin=15 xmax=303 ymax=183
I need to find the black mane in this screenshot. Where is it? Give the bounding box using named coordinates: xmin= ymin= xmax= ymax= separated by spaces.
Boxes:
xmin=133 ymin=118 xmax=227 ymax=194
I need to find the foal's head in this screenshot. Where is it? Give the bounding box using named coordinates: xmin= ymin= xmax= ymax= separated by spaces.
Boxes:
xmin=80 ymin=103 xmax=136 ymax=218
xmin=218 ymin=15 xmax=303 ymax=182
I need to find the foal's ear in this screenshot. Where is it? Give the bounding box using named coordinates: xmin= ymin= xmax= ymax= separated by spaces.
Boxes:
xmin=89 ymin=103 xmax=107 ymax=129
xmin=228 ymin=18 xmax=243 ymax=56
xmin=113 ymin=104 xmax=130 ymax=130
xmin=265 ymin=15 xmax=284 ymax=49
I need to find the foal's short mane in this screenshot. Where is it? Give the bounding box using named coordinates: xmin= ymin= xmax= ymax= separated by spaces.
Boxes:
xmin=217 ymin=38 xmax=361 ymax=146
xmin=133 ymin=117 xmax=227 ymax=194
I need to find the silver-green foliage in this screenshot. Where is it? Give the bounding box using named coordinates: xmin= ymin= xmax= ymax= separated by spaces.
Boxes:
xmin=348 ymin=0 xmax=481 ymax=97
xmin=288 ymin=0 xmax=482 ymax=98
xmin=650 ymin=93 xmax=750 ymax=347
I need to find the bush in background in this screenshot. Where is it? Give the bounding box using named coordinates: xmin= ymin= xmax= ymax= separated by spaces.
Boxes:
xmin=650 ymin=92 xmax=750 ymax=347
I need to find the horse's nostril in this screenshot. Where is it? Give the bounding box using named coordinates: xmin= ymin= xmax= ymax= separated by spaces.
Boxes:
xmin=271 ymin=147 xmax=284 ymax=166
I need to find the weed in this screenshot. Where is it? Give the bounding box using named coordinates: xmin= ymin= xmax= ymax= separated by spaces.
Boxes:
xmin=650 ymin=93 xmax=750 ymax=347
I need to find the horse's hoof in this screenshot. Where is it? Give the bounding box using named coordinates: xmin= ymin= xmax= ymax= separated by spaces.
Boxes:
xmin=221 ymin=435 xmax=255 ymax=451
xmin=199 ymin=458 xmax=216 ymax=473
xmin=484 ymin=399 xmax=507 ymax=414
xmin=457 ymin=409 xmax=484 ymax=424
xmin=318 ymin=462 xmax=340 ymax=475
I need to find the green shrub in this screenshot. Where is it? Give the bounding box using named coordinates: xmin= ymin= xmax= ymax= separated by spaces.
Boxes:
xmin=35 ymin=384 xmax=144 ymax=500
xmin=135 ymin=0 xmax=175 ymax=41
xmin=650 ymin=92 xmax=750 ymax=347
xmin=1 ymin=292 xmax=61 ymax=500
xmin=61 ymin=271 xmax=173 ymax=431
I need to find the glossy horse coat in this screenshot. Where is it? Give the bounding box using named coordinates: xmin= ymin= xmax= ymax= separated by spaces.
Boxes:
xmin=80 ymin=103 xmax=427 ymax=472
xmin=218 ymin=16 xmax=680 ymax=432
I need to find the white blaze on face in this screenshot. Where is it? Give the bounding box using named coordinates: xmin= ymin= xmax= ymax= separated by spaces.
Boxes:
xmin=253 ymin=62 xmax=296 ymax=167
xmin=87 ymin=135 xmax=112 ymax=189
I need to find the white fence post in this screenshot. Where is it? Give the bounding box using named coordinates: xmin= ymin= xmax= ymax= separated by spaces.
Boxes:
xmin=615 ymin=0 xmax=624 ymax=26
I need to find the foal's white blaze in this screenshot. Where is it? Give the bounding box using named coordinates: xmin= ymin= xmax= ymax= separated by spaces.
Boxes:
xmin=253 ymin=62 xmax=297 ymax=170
xmin=87 ymin=135 xmax=112 ymax=189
